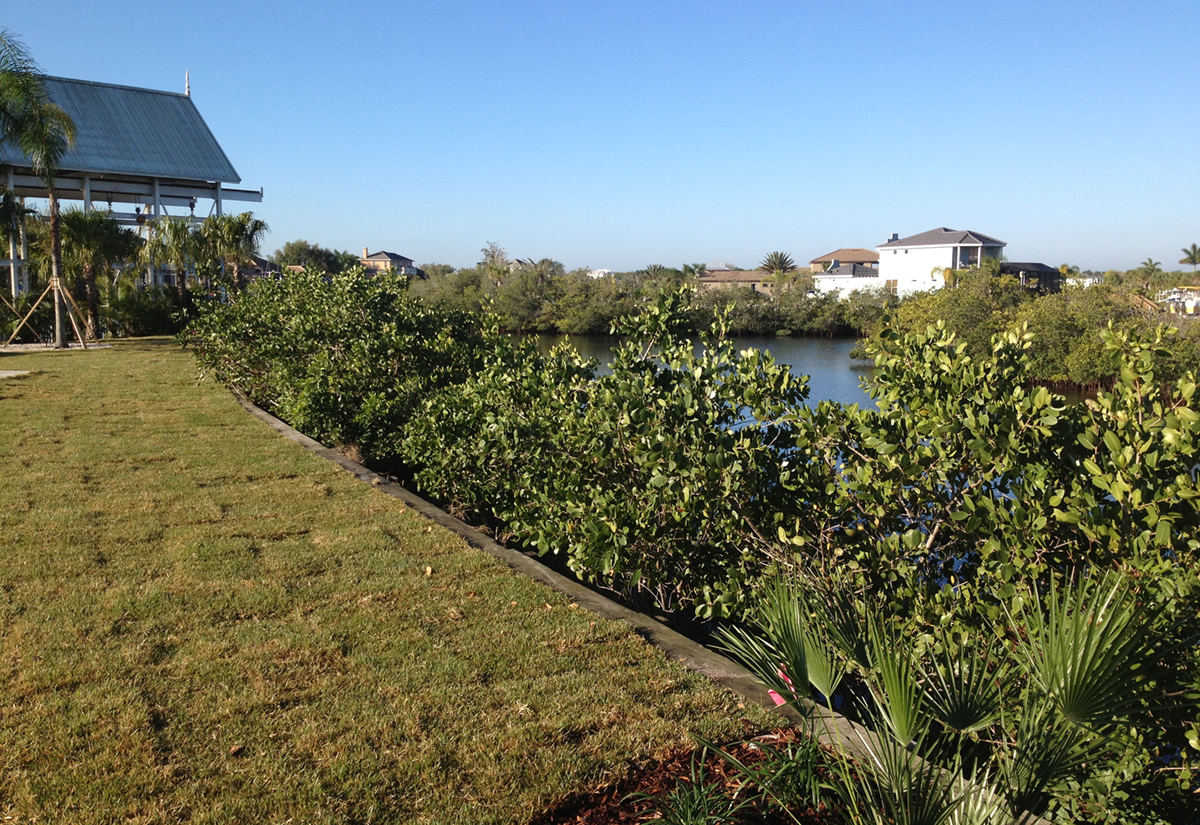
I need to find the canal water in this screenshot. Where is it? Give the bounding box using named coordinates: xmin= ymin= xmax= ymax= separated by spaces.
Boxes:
xmin=535 ymin=334 xmax=879 ymax=409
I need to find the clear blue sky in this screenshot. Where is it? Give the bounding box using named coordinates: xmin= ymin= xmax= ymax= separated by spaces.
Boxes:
xmin=8 ymin=1 xmax=1199 ymax=272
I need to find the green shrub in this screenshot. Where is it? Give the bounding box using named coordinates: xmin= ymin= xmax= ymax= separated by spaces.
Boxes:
xmin=403 ymin=288 xmax=811 ymax=617
xmin=103 ymin=284 xmax=185 ymax=337
xmin=180 ymin=268 xmax=486 ymax=461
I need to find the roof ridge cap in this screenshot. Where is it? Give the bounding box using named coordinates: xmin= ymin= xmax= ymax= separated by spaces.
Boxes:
xmin=44 ymin=75 xmax=190 ymax=100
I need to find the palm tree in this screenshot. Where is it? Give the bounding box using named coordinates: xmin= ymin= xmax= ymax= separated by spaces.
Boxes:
xmin=61 ymin=207 xmax=141 ymax=337
xmin=201 ymin=212 xmax=270 ymax=292
xmin=1 ymin=28 xmax=77 ymax=346
xmin=18 ymin=100 xmax=76 ymax=346
xmin=141 ymin=216 xmax=199 ymax=306
xmin=931 ymin=265 xmax=957 ymax=287
xmin=1179 ymin=244 xmax=1200 ymax=273
xmin=760 ymin=251 xmax=796 ymax=275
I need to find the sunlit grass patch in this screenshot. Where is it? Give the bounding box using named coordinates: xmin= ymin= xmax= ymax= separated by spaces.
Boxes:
xmin=0 ymin=339 xmax=775 ymax=823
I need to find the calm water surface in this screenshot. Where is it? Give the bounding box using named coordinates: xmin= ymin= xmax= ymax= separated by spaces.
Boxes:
xmin=535 ymin=334 xmax=879 ymax=409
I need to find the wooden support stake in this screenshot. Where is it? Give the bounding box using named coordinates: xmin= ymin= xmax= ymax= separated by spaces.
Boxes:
xmin=6 ymin=282 xmax=53 ymax=345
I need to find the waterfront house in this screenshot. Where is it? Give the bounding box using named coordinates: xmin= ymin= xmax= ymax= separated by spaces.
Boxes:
xmin=1156 ymin=286 xmax=1200 ymax=315
xmin=999 ymin=262 xmax=1061 ymax=293
xmin=360 ymin=249 xmax=421 ymax=277
xmin=696 ymin=269 xmax=774 ymax=295
xmin=876 ymin=228 xmax=1006 ymax=296
xmin=0 ymin=75 xmax=262 ymax=295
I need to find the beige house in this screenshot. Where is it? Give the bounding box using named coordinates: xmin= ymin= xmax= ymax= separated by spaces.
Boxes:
xmin=360 ymin=249 xmax=419 ymax=276
xmin=696 ymin=270 xmax=775 ymax=296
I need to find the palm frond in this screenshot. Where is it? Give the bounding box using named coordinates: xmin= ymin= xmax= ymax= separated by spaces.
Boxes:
xmin=921 ymin=635 xmax=1009 ymax=735
xmin=868 ymin=615 xmax=925 ymax=746
xmin=716 ymin=577 xmax=812 ymax=707
xmin=997 ymin=700 xmax=1099 ymax=815
xmin=804 ymin=575 xmax=871 ymax=673
xmin=1010 ymin=572 xmax=1162 ymax=728
xmin=830 ymin=722 xmax=962 ymax=825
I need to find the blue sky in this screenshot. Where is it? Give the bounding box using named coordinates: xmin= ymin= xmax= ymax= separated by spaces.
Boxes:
xmin=8 ymin=1 xmax=1199 ymax=271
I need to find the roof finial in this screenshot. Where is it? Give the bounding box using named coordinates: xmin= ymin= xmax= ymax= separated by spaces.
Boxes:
xmin=185 ymin=70 xmax=190 ymax=97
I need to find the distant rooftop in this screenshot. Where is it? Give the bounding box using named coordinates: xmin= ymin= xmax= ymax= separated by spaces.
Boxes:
xmin=361 ymin=250 xmax=415 ymax=264
xmin=0 ymin=76 xmax=241 ymax=183
xmin=810 ymin=248 xmax=879 ymax=264
xmin=879 ymin=228 xmax=1006 ymax=248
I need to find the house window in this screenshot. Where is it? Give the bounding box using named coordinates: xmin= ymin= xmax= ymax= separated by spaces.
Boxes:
xmin=885 ymin=279 xmax=897 ymax=295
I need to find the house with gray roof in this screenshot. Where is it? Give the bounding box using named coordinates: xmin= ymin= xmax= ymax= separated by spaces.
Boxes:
xmin=876 ymin=228 xmax=1006 ymax=295
xmin=0 ymin=75 xmax=261 ymax=292
xmin=359 ymin=249 xmax=421 ymax=277
xmin=0 ymin=76 xmax=260 ymax=217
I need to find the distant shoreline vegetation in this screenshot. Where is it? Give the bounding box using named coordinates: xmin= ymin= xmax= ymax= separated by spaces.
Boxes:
xmin=409 ymin=245 xmax=895 ymax=339
xmin=408 ymin=246 xmax=1200 ymax=393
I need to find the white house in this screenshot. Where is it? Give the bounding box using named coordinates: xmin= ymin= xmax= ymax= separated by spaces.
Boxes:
xmin=811 ymin=262 xmax=883 ymax=298
xmin=876 ymin=228 xmax=1006 ymax=296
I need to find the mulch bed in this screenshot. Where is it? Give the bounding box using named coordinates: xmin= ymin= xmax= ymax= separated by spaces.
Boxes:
xmin=532 ymin=729 xmax=842 ymax=824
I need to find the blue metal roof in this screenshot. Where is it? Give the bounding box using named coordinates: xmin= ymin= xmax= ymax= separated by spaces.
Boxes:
xmin=0 ymin=76 xmax=240 ymax=183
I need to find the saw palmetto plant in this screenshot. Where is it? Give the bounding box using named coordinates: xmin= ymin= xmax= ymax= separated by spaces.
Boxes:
xmin=716 ymin=571 xmax=1176 ymax=824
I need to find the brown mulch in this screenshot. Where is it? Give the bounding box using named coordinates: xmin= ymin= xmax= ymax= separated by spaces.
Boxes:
xmin=531 ymin=729 xmax=841 ymax=825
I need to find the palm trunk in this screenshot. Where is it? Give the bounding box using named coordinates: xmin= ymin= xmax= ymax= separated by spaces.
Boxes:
xmin=49 ymin=189 xmax=64 ymax=348
xmin=176 ymin=262 xmax=193 ymax=314
xmin=83 ymin=262 xmax=100 ymax=339
xmin=232 ymin=260 xmax=244 ymax=292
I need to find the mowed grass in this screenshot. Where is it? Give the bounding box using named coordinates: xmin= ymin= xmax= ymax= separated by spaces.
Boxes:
xmin=0 ymin=339 xmax=775 ymax=824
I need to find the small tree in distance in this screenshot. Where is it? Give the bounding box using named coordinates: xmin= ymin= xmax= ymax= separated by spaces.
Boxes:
xmin=760 ymin=251 xmax=796 ymax=275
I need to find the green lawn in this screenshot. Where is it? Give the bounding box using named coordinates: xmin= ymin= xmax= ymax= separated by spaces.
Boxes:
xmin=0 ymin=338 xmax=774 ymax=824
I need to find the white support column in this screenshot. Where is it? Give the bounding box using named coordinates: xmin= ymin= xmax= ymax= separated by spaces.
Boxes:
xmin=215 ymin=181 xmax=222 ymax=217
xmin=83 ymin=174 xmax=91 ymax=212
xmin=153 ymin=179 xmax=162 ymax=286
xmin=18 ymin=197 xmax=28 ymax=292
xmin=6 ymin=168 xmax=15 ymax=298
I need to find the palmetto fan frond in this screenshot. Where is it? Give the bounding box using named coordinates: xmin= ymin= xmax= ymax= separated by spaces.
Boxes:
xmin=1009 ymin=573 xmax=1163 ymax=728
xmin=920 ymin=636 xmax=1009 ymax=735
xmin=714 ymin=576 xmax=847 ymax=708
xmin=867 ymin=617 xmax=925 ymax=746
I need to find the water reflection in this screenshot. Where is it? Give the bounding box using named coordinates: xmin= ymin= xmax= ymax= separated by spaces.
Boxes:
xmin=533 ymin=334 xmax=1096 ymax=410
xmin=534 ymin=334 xmax=879 ymax=409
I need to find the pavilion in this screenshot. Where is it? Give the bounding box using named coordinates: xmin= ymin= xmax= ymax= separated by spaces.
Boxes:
xmin=0 ymin=75 xmax=262 ymax=294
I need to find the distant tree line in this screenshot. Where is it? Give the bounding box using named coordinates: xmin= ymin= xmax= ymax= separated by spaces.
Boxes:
xmin=269 ymin=239 xmax=360 ymax=274
xmin=408 ymin=243 xmax=897 ymax=338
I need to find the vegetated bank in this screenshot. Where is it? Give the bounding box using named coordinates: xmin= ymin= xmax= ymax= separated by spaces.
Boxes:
xmin=183 ymin=268 xmax=1200 ymax=824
